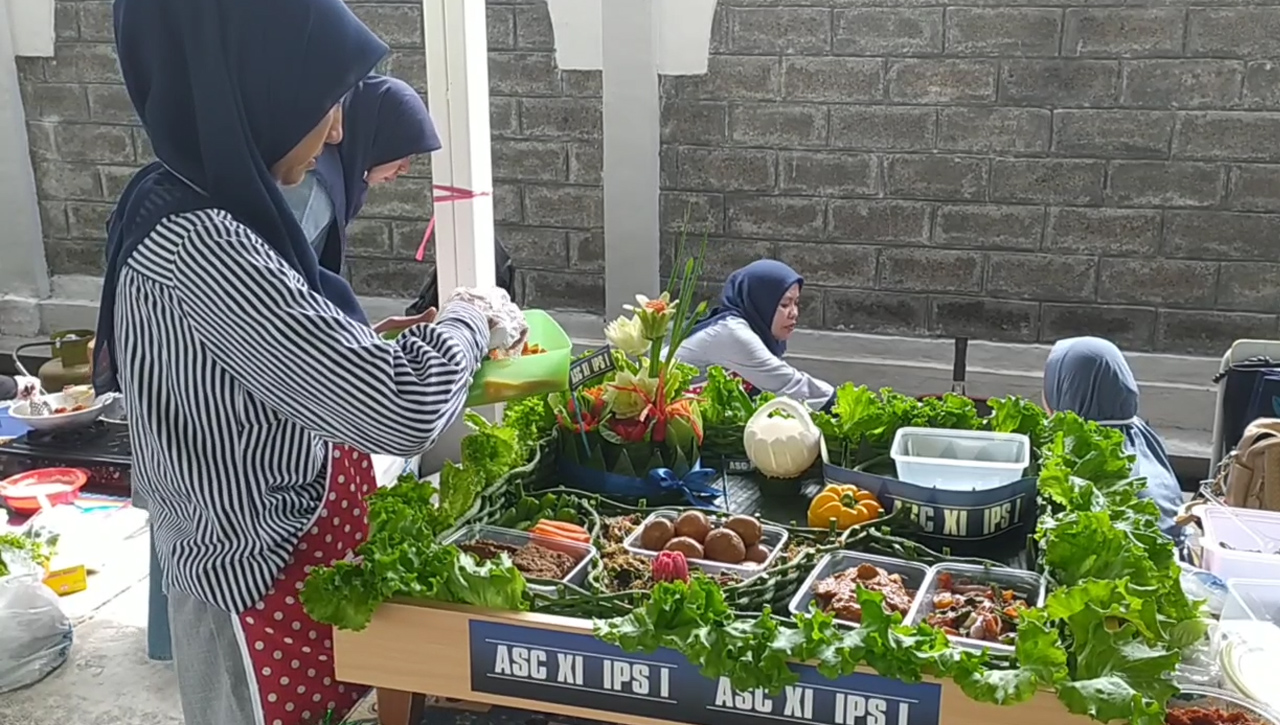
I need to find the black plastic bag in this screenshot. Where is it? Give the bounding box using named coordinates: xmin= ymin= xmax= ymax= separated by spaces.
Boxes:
xmin=405 ymin=240 xmax=516 ymax=316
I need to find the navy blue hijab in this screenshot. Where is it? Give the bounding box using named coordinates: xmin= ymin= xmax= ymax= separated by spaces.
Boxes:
xmin=95 ymin=0 xmax=387 ymax=393
xmin=312 ymin=75 xmax=439 ymax=275
xmin=689 ymin=260 xmax=803 ymax=357
xmin=338 ymin=75 xmax=440 ymax=222
xmin=1045 ymin=337 xmax=1186 ymax=545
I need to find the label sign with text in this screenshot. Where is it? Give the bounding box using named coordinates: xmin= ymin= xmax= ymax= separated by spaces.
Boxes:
xmin=569 ymin=346 xmax=616 ymax=390
xmin=469 ymin=621 xmax=942 ymax=725
xmin=821 ymin=460 xmax=1037 ymax=559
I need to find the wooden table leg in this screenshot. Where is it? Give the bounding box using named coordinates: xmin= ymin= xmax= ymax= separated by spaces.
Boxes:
xmin=376 ymin=688 xmax=424 ymax=725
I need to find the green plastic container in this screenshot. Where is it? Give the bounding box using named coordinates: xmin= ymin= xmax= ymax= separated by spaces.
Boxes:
xmin=467 ymin=310 xmax=571 ymax=406
xmin=380 ymin=310 xmax=571 ymax=405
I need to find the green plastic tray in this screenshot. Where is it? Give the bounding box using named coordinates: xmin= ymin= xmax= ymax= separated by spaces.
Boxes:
xmin=466 ymin=309 xmax=571 ymax=406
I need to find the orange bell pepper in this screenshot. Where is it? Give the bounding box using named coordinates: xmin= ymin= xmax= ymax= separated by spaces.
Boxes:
xmin=807 ymin=484 xmax=881 ymax=530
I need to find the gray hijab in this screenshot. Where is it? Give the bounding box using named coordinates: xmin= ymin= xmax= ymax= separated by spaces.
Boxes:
xmin=1045 ymin=337 xmax=1185 ymax=545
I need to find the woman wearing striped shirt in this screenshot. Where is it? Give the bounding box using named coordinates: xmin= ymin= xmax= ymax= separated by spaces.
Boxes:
xmin=95 ymin=0 xmax=524 ymax=722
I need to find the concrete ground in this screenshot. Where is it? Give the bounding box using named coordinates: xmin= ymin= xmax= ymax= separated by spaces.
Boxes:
xmin=0 ymin=575 xmax=182 ymax=725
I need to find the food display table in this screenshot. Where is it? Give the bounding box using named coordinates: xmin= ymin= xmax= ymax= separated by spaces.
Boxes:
xmin=334 ymin=602 xmax=1079 ymax=725
xmin=305 ymin=300 xmax=1217 ymax=725
xmin=331 ymin=468 xmax=1034 ymax=725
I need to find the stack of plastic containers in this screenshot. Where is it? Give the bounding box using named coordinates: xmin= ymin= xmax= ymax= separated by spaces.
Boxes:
xmin=1218 ymin=579 xmax=1280 ymax=715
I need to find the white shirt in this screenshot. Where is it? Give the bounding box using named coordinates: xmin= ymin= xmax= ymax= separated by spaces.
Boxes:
xmin=675 ymin=316 xmax=834 ymax=409
xmin=114 ymin=209 xmax=488 ymax=612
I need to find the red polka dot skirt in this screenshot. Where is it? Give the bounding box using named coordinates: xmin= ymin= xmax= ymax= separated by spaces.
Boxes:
xmin=237 ymin=444 xmax=375 ymax=725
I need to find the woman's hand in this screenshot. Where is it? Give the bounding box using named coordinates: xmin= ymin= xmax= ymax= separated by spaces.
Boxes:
xmin=445 ymin=287 xmax=529 ymax=353
xmin=373 ymin=307 xmax=436 ymax=336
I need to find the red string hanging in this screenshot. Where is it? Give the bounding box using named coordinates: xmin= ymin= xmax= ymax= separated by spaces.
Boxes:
xmin=416 ymin=184 xmax=491 ymax=262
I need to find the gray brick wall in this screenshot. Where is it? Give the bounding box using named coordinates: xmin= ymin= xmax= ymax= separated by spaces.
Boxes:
xmin=17 ymin=0 xmax=1280 ymax=354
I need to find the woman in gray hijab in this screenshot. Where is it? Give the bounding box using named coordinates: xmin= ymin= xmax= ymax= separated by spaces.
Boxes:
xmin=1044 ymin=336 xmax=1185 ymax=545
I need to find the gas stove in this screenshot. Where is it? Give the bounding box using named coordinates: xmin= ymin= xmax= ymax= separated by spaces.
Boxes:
xmin=0 ymin=422 xmax=132 ymax=498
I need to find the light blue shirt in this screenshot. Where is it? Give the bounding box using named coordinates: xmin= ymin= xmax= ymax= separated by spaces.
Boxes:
xmin=278 ymin=172 xmax=334 ymax=255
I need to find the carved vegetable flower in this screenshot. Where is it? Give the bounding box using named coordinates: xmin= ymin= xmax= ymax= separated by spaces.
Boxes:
xmin=606 ymin=369 xmax=660 ymax=419
xmin=624 ymin=292 xmax=679 ymax=342
xmin=652 ymin=550 xmax=690 ymax=583
xmin=604 ymin=315 xmax=649 ymax=357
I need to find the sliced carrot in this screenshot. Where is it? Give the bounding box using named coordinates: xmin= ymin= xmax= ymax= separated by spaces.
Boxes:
xmin=531 ymin=524 xmax=590 ymax=543
xmin=529 ymin=530 xmax=588 ymax=548
xmin=529 ymin=522 xmax=588 ymax=540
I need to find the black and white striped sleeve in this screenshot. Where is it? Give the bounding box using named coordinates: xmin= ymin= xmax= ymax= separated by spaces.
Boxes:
xmin=170 ymin=212 xmax=489 ymax=457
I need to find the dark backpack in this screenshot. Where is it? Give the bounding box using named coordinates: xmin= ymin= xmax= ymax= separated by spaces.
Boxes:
xmin=405 ymin=240 xmax=516 ymax=316
xmin=1214 ymin=356 xmax=1280 ymax=462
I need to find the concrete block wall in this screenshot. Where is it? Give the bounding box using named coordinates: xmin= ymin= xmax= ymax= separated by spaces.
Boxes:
xmin=14 ymin=0 xmax=1280 ymax=355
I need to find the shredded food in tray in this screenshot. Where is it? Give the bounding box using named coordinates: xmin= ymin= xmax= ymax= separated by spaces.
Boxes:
xmin=812 ymin=563 xmax=915 ymax=624
xmin=1167 ymin=707 xmax=1269 ymax=725
xmin=459 ymin=538 xmax=578 ymax=580
xmin=926 ymin=571 xmax=1031 ymax=644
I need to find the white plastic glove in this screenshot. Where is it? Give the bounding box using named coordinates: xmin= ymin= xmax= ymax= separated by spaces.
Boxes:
xmin=445 ymin=287 xmax=529 ymax=355
xmin=14 ymin=376 xmax=40 ymax=401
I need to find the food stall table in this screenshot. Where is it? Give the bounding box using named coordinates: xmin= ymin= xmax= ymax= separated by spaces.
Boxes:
xmin=336 ymin=602 xmax=1081 ymax=725
xmin=334 ymin=468 xmax=1035 ymax=725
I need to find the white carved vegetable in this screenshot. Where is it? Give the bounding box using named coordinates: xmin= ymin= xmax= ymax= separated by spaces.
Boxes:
xmin=743 ymin=397 xmax=821 ymax=479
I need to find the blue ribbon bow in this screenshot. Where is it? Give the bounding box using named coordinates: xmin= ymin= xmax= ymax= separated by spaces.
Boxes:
xmin=646 ymin=466 xmax=722 ymax=508
xmin=556 ymin=457 xmax=724 ymax=508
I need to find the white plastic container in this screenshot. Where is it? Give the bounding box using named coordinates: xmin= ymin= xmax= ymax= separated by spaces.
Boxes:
xmin=1199 ymin=507 xmax=1280 ymax=583
xmin=787 ymin=551 xmax=930 ymax=626
xmin=622 ymin=510 xmax=787 ymax=581
xmin=442 ymin=524 xmax=596 ymax=598
xmin=906 ymin=562 xmax=1047 ymax=656
xmin=890 ymin=427 xmax=1030 ymax=490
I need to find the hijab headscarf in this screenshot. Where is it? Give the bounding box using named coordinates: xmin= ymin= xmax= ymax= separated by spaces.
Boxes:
xmin=689 ymin=260 xmax=803 ymax=357
xmin=95 ymin=0 xmax=387 ymax=394
xmin=310 ymin=75 xmax=439 ymax=275
xmin=1044 ymin=336 xmax=1185 ymax=544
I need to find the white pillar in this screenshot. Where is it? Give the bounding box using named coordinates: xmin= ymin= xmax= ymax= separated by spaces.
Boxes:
xmin=0 ymin=0 xmax=51 ymax=304
xmin=419 ymin=0 xmax=500 ymax=456
xmin=422 ymin=0 xmax=496 ymax=294
xmin=601 ymin=0 xmax=661 ymax=316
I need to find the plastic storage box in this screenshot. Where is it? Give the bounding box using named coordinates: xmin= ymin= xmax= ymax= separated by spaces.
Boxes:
xmin=622 ymin=510 xmax=787 ymax=580
xmin=906 ymin=562 xmax=1047 ymax=656
xmin=787 ymin=551 xmax=930 ymax=626
xmin=890 ymin=427 xmax=1030 ymax=490
xmin=1199 ymin=507 xmax=1280 ymax=583
xmin=443 ymin=524 xmax=596 ymax=597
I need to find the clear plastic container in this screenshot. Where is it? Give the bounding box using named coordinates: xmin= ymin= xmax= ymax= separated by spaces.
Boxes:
xmin=1222 ymin=579 xmax=1280 ymax=624
xmin=906 ymin=562 xmax=1047 ymax=656
xmin=442 ymin=524 xmax=596 ymax=597
xmin=1171 ymin=686 xmax=1280 ymax=725
xmin=787 ymin=551 xmax=930 ymax=626
xmin=622 ymin=510 xmax=787 ymax=580
xmin=890 ymin=427 xmax=1030 ymax=490
xmin=1199 ymin=507 xmax=1280 ymax=583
